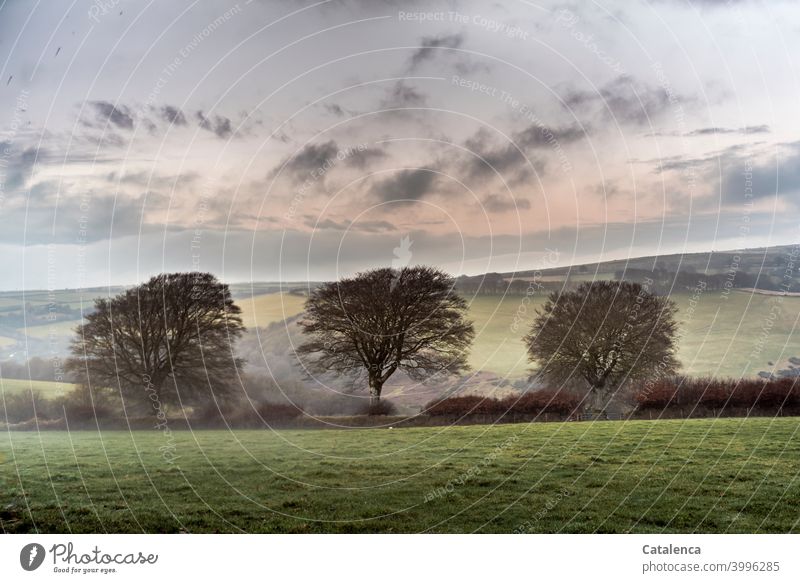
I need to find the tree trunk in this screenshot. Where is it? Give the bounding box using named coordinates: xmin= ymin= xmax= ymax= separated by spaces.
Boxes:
xmin=369 ymin=377 xmax=382 ymax=406
xmin=587 ymin=383 xmax=606 ymax=418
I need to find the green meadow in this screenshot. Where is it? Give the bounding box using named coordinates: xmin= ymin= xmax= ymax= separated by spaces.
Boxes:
xmin=2 ymin=418 xmax=798 ymax=533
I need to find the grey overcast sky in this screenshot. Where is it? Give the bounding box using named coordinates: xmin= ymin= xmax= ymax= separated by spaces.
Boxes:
xmin=1 ymin=0 xmax=799 ymax=290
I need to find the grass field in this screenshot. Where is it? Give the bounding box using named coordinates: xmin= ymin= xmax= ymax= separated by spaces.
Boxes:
xmin=0 ymin=378 xmax=77 ymax=398
xmin=468 ymin=290 xmax=800 ymax=379
xmin=1 ymin=418 xmax=799 ymax=533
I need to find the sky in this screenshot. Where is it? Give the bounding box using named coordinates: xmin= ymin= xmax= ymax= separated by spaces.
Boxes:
xmin=0 ymin=0 xmax=799 ymax=290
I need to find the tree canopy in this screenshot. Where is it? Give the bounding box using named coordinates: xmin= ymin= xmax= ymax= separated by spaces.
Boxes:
xmin=525 ymin=281 xmax=679 ymax=410
xmin=298 ymin=266 xmax=474 ymax=407
xmin=67 ymin=272 xmax=245 ymax=415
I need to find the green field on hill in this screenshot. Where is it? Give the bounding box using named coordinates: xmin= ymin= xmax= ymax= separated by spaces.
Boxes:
xmin=238 ymin=290 xmax=800 ymax=380
xmin=4 ymin=288 xmax=798 ymax=386
xmin=1 ymin=418 xmax=798 ymax=533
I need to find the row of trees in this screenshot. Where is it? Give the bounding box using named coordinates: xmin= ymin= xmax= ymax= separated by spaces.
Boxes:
xmin=65 ymin=267 xmax=682 ymax=417
xmin=299 ymin=271 xmax=679 ymax=412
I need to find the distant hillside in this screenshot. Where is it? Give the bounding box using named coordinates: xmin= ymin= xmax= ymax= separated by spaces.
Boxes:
xmin=456 ymin=245 xmax=799 ymax=295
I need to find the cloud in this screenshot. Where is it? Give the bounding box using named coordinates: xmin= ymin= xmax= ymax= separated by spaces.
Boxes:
xmin=278 ymin=140 xmax=340 ymax=179
xmin=305 ymin=217 xmax=396 ymax=233
xmin=324 ymin=103 xmax=346 ymax=117
xmin=649 ymin=125 xmax=771 ymax=137
xmin=159 ymin=105 xmax=187 ymax=126
xmin=381 ymin=81 xmax=427 ymax=107
xmin=88 ymin=101 xmax=134 ymax=130
xmin=480 ymin=194 xmax=531 ymax=212
xmin=372 ymin=168 xmax=438 ymax=203
xmin=346 ymin=147 xmax=386 ymax=169
xmin=565 ymin=75 xmax=689 ymax=126
xmin=720 ymin=141 xmax=800 ymax=203
xmin=686 ymin=125 xmax=770 ymax=136
xmin=195 ymin=110 xmax=233 ymax=139
xmin=641 ymin=141 xmax=800 ymax=206
xmin=463 ymin=122 xmax=583 ymax=179
xmin=409 ymin=33 xmax=464 ymax=69
xmin=0 ymin=144 xmax=40 ymax=191
xmin=0 ymin=188 xmax=168 ymax=245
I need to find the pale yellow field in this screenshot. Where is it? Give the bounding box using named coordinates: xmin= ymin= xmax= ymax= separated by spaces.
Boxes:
xmin=238 ymin=292 xmax=306 ymax=328
xmin=0 ymin=378 xmax=77 ymax=398
xmin=17 ymin=321 xmax=78 ymax=339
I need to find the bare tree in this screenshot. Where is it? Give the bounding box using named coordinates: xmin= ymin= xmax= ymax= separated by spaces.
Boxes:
xmin=298 ymin=266 xmax=474 ymax=408
xmin=525 ymin=281 xmax=679 ymax=411
xmin=67 ymin=272 xmax=245 ymax=415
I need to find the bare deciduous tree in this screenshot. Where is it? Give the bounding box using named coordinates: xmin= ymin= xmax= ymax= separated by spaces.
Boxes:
xmin=67 ymin=272 xmax=245 ymax=415
xmin=298 ymin=266 xmax=474 ymax=408
xmin=525 ymin=281 xmax=679 ymax=411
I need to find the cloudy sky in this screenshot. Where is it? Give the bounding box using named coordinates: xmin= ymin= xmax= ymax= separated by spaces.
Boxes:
xmin=0 ymin=0 xmax=799 ymax=289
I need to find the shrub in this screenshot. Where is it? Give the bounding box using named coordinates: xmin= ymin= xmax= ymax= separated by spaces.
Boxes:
xmin=357 ymin=399 xmax=397 ymax=417
xmin=1 ymin=390 xmax=55 ymax=423
xmin=425 ymin=395 xmax=502 ymax=417
xmin=501 ymin=389 xmax=583 ymax=416
xmin=425 ymin=390 xmax=582 ymax=418
xmin=256 ymin=401 xmax=304 ymax=421
xmin=56 ymin=385 xmax=116 ymax=424
xmin=634 ymin=376 xmax=800 ymax=414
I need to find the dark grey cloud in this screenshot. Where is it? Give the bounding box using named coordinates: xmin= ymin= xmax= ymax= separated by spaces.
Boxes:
xmin=565 ymin=75 xmax=689 ymax=126
xmin=686 ymin=125 xmax=770 ymax=136
xmin=1 ymin=144 xmax=39 ymax=191
xmin=592 ymin=181 xmax=623 ymax=199
xmin=381 ymin=81 xmax=427 ymax=107
xmin=106 ymin=169 xmax=199 ymax=190
xmin=274 ymin=140 xmax=339 ymax=179
xmin=639 ymin=141 xmax=800 ymax=205
xmin=721 ymin=141 xmax=800 ymax=203
xmin=159 ymin=105 xmax=187 ymax=126
xmin=373 ymin=168 xmax=438 ymax=203
xmin=324 ymin=103 xmax=346 ymax=117
xmin=196 ymin=110 xmax=233 ymax=139
xmin=481 ymin=194 xmax=531 ymax=212
xmin=0 ymin=189 xmax=168 ymax=245
xmin=305 ymin=217 xmax=396 ymax=233
xmin=515 ymin=123 xmax=586 ymax=149
xmin=88 ymin=101 xmax=134 ymax=130
xmin=463 ymin=122 xmax=583 ymax=179
xmin=409 ymin=33 xmax=464 ymax=69
xmin=346 ymin=146 xmax=387 ymax=169
xmin=649 ymin=125 xmax=771 ymax=137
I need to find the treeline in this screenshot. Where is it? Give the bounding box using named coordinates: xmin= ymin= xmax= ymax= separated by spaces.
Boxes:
xmin=616 ymin=268 xmax=761 ymax=293
xmin=453 ymin=267 xmax=791 ymax=296
xmin=455 ymin=273 xmax=564 ymax=296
